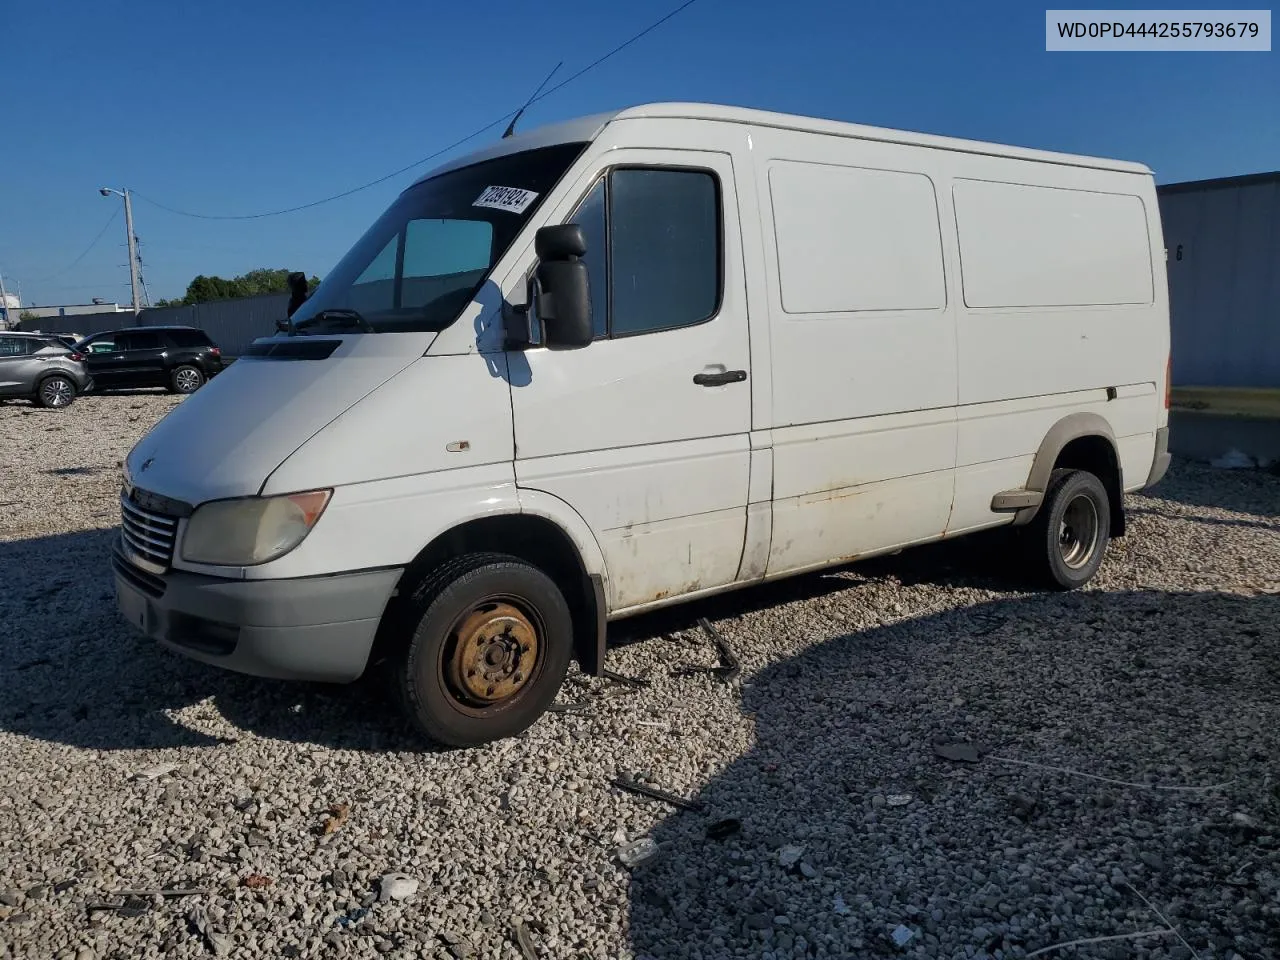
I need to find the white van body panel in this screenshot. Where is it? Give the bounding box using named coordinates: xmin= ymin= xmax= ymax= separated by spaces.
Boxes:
xmin=125 ymin=332 xmax=435 ymax=504
xmin=501 ymin=134 xmax=754 ymax=611
xmin=750 ymin=125 xmax=960 ymax=574
xmin=945 ymin=155 xmax=1168 ymax=523
xmin=261 ymin=352 xmax=514 ymax=494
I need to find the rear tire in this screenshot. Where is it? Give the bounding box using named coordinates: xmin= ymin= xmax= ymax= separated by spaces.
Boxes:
xmin=170 ymin=364 xmax=205 ymax=394
xmin=1025 ymin=468 xmax=1110 ymax=590
xmin=35 ymin=375 xmax=76 ymax=410
xmin=394 ymin=553 xmax=572 ymax=748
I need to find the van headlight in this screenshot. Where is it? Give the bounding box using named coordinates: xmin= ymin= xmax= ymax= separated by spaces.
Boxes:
xmin=181 ymin=490 xmax=332 ymax=566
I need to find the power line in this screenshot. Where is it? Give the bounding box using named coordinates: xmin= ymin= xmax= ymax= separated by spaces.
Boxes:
xmin=31 ymin=208 xmax=120 ymax=281
xmin=132 ymin=0 xmax=700 ymax=222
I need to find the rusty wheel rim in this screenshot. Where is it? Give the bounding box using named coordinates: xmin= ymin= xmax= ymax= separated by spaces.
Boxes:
xmin=442 ymin=599 xmax=542 ymax=709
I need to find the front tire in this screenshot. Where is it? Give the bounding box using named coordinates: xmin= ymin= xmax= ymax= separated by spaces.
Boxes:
xmin=395 ymin=553 xmax=572 ymax=748
xmin=35 ymin=375 xmax=76 ymax=409
xmin=170 ymin=364 xmax=205 ymax=394
xmin=1026 ymin=468 xmax=1110 ymax=590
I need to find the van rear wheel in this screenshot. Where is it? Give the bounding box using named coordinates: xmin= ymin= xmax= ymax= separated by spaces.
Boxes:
xmin=1026 ymin=468 xmax=1110 ymax=590
xmin=394 ymin=553 xmax=572 ymax=747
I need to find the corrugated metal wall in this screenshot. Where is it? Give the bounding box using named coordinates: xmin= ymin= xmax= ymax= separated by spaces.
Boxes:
xmin=138 ymin=293 xmax=290 ymax=356
xmin=1158 ymin=173 xmax=1280 ymax=388
xmin=18 ymin=292 xmax=290 ymax=357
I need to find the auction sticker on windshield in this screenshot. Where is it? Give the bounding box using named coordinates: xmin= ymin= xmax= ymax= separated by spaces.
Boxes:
xmin=473 ymin=186 xmax=539 ymax=215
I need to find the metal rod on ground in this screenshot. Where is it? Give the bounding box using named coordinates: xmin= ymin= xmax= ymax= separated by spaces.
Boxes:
xmin=611 ymin=774 xmax=705 ymax=812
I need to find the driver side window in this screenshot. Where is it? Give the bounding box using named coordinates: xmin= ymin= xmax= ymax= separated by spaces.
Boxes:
xmin=563 ymin=166 xmax=721 ymax=341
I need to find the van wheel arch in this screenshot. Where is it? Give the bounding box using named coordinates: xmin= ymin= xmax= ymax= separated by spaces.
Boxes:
xmin=369 ymin=513 xmax=606 ymax=679
xmin=1013 ymin=413 xmax=1125 ymax=537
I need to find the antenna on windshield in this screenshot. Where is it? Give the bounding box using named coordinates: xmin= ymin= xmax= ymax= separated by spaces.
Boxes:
xmin=502 ymin=61 xmax=563 ymax=139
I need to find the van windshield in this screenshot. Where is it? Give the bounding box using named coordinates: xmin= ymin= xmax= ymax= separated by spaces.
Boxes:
xmin=289 ymin=142 xmax=588 ymax=335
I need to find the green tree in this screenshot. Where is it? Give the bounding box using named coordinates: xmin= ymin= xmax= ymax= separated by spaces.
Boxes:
xmin=164 ymin=268 xmax=322 ymax=307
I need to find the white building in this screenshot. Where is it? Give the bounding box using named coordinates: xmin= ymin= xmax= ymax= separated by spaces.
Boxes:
xmin=15 ymin=301 xmax=131 ymax=320
xmin=0 ymin=293 xmax=20 ymax=329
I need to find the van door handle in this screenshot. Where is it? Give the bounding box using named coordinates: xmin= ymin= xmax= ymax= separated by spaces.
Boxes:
xmin=693 ymin=369 xmax=747 ymax=387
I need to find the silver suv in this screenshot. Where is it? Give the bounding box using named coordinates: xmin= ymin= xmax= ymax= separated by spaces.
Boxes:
xmin=0 ymin=332 xmax=94 ymax=409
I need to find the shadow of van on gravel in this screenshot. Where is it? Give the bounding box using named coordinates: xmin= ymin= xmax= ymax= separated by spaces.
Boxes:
xmin=0 ymin=523 xmax=1026 ymax=754
xmin=625 ymin=588 xmax=1279 ymax=959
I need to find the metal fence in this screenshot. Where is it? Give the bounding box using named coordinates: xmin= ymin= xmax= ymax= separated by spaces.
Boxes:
xmin=18 ymin=292 xmax=290 ymax=357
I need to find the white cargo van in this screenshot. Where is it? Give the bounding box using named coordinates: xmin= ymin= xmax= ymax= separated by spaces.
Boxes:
xmin=113 ymin=103 xmax=1171 ymax=746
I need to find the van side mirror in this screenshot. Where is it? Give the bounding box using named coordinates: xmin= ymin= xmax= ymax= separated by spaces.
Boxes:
xmin=532 ymin=225 xmax=593 ymax=350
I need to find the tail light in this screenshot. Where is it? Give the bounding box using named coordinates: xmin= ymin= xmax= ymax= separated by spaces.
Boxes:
xmin=70 ymin=352 xmax=86 ymax=362
xmin=1164 ymin=355 xmax=1172 ymax=409
xmin=210 ymin=347 xmax=221 ymax=357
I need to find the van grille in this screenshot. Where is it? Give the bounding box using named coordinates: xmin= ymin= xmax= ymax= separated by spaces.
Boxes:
xmin=120 ymin=491 xmax=179 ymax=573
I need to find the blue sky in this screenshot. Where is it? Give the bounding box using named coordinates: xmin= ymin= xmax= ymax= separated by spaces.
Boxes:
xmin=2 ymin=0 xmax=1275 ymax=306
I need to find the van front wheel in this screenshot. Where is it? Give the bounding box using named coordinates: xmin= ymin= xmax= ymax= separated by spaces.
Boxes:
xmin=1027 ymin=468 xmax=1111 ymax=590
xmin=395 ymin=553 xmax=572 ymax=748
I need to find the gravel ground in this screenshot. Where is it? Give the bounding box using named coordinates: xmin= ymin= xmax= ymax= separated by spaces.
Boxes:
xmin=1 ymin=393 xmax=1277 ymax=960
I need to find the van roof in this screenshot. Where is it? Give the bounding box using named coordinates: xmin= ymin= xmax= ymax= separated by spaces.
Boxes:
xmin=411 ymin=101 xmax=1152 ymax=186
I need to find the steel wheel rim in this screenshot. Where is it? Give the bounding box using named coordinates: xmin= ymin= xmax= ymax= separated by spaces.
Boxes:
xmin=176 ymin=369 xmax=201 ymax=392
xmin=1058 ymin=494 xmax=1099 ymax=569
xmin=42 ymin=379 xmax=72 ymax=407
xmin=441 ymin=596 xmax=544 ymax=713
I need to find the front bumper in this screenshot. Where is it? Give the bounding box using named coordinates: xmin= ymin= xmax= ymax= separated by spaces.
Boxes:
xmin=112 ymin=549 xmax=402 ymax=682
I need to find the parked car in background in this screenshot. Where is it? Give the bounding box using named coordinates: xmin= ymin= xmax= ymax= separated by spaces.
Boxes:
xmin=0 ymin=331 xmax=93 ymax=409
xmin=54 ymin=334 xmax=82 ymax=350
xmin=75 ymin=326 xmax=224 ymax=394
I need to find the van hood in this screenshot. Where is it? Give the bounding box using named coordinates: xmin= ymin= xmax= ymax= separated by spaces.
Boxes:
xmin=125 ymin=333 xmax=436 ymax=505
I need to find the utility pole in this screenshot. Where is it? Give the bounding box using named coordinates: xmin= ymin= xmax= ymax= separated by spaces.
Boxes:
xmin=124 ymin=189 xmax=141 ymax=320
xmin=100 ymin=186 xmax=142 ymax=320
xmin=0 ymin=270 xmax=9 ymax=329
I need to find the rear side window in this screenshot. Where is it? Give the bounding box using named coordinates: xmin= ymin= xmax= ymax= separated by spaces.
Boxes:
xmin=563 ymin=167 xmax=721 ymax=339
xmin=118 ymin=331 xmax=163 ymax=351
xmin=164 ymin=329 xmax=212 ymax=348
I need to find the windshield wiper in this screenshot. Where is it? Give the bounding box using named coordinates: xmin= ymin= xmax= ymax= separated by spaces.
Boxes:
xmin=293 ymin=308 xmax=377 ymax=334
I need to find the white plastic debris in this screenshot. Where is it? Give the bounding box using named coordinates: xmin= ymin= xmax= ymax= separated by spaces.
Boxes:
xmin=891 ymin=924 xmax=915 ymax=947
xmin=886 ymin=794 xmax=913 ymax=807
xmin=616 ymin=836 xmax=659 ymax=868
xmin=778 ymin=845 xmax=805 ymax=868
xmin=378 ymin=872 xmax=419 ymax=902
xmin=1210 ymin=448 xmax=1255 ymax=469
xmin=132 ymin=763 xmax=179 ymax=781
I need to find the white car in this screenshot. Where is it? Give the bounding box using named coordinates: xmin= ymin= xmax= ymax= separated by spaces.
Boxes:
xmin=112 ymin=102 xmax=1171 ymax=747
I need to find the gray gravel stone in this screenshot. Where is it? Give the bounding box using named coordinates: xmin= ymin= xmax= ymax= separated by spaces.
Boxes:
xmin=2 ymin=398 xmax=1280 ymax=960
